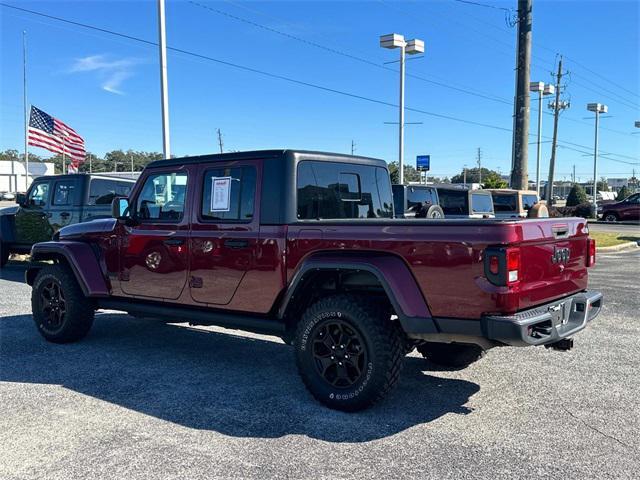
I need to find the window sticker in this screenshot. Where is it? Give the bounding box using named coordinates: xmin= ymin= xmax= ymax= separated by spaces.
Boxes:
xmin=211 ymin=176 xmax=232 ymax=212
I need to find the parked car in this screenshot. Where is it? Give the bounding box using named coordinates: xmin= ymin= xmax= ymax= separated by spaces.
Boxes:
xmin=488 ymin=189 xmax=540 ymax=218
xmin=392 ymin=184 xmax=444 ymax=218
xmin=0 ymin=174 xmax=135 ymax=267
xmin=25 ymin=150 xmax=602 ymax=411
xmin=434 ymin=185 xmax=495 ymax=218
xmin=600 ymin=192 xmax=640 ymax=222
xmin=1 ymin=192 xmax=16 ymax=201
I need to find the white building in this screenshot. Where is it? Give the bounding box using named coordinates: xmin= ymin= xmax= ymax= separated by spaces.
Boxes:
xmin=0 ymin=161 xmax=55 ymax=193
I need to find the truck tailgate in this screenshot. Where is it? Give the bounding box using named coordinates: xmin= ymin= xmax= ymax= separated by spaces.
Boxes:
xmin=507 ymin=218 xmax=590 ymax=312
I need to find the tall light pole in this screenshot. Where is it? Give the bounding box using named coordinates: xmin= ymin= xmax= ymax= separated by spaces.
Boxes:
xmin=587 ymin=103 xmax=608 ymax=217
xmin=380 ymin=33 xmax=424 ymax=185
xmin=23 ymin=31 xmax=29 ymax=191
xmin=158 ymin=0 xmax=171 ymax=159
xmin=529 ymin=82 xmax=555 ymax=196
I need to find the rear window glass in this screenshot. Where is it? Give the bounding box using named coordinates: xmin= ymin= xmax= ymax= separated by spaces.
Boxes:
xmin=406 ymin=187 xmax=437 ymax=214
xmin=522 ymin=194 xmax=538 ymax=210
xmin=88 ymin=179 xmax=132 ymax=205
xmin=492 ymin=194 xmax=517 ymax=212
xmin=437 ymin=189 xmax=468 ymax=215
xmin=297 ymin=161 xmax=393 ymax=220
xmin=471 ymin=193 xmax=494 ymax=213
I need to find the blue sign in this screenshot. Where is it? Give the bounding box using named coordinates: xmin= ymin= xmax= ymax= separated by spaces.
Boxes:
xmin=416 ymin=155 xmax=430 ymax=171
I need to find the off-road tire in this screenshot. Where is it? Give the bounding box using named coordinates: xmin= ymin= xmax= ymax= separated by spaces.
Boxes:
xmin=417 ymin=342 xmax=485 ymax=369
xmin=0 ymin=243 xmax=9 ymax=268
xmin=294 ymin=294 xmax=404 ymax=412
xmin=31 ymin=264 xmax=95 ymax=343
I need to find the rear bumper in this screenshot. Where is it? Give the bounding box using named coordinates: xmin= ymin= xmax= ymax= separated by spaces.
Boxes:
xmin=481 ymin=290 xmax=603 ymax=346
xmin=410 ymin=290 xmax=603 ymax=348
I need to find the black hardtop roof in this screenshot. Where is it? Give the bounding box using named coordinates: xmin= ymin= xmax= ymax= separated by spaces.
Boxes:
xmin=146 ymin=149 xmax=388 ymax=169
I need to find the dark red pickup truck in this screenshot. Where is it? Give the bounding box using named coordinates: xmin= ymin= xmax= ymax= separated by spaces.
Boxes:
xmin=26 ymin=150 xmax=602 ymax=411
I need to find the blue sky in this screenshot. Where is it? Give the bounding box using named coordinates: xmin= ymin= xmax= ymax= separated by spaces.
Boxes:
xmin=1 ymin=0 xmax=638 ymax=180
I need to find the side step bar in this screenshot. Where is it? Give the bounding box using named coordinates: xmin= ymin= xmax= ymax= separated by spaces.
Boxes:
xmin=97 ymin=299 xmax=286 ymax=337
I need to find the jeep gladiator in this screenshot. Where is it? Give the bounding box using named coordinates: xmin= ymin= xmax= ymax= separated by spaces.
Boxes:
xmin=26 ymin=150 xmax=602 ymax=411
xmin=0 ymin=174 xmax=134 ymax=267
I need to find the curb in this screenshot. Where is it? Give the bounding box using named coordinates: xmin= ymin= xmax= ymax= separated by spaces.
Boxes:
xmin=597 ymin=241 xmax=640 ymax=252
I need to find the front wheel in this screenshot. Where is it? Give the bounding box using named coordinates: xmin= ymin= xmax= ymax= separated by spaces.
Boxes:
xmin=31 ymin=264 xmax=95 ymax=343
xmin=603 ymin=212 xmax=618 ymax=222
xmin=294 ymin=294 xmax=404 ymax=412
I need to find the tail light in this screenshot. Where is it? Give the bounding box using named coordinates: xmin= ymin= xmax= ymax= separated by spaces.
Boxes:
xmin=484 ymin=246 xmax=521 ymax=287
xmin=587 ymin=238 xmax=596 ymax=267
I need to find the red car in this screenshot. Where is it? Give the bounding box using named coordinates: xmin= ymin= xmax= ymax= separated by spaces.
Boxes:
xmin=25 ymin=150 xmax=602 ymax=411
xmin=601 ymin=193 xmax=640 ymax=222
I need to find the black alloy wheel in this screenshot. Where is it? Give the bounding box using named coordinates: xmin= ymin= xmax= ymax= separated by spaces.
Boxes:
xmin=39 ymin=279 xmax=67 ymax=334
xmin=311 ymin=319 xmax=368 ymax=388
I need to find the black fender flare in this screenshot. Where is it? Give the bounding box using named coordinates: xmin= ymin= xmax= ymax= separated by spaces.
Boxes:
xmin=26 ymin=241 xmax=110 ymax=297
xmin=277 ymin=253 xmax=437 ymax=335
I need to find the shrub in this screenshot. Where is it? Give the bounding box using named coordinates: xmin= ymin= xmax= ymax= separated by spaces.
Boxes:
xmin=616 ymin=186 xmax=632 ymax=201
xmin=566 ymin=184 xmax=588 ymax=207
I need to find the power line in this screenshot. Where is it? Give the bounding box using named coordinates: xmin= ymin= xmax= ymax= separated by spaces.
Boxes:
xmin=188 ymin=0 xmax=513 ymax=107
xmin=2 ymin=2 xmax=637 ymax=166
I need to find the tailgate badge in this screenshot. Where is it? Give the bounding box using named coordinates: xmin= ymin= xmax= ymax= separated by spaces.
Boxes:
xmin=551 ymin=246 xmax=570 ymax=265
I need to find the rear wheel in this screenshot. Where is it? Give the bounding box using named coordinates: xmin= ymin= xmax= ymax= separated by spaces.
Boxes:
xmin=603 ymin=212 xmax=618 ymax=222
xmin=294 ymin=294 xmax=404 ymax=411
xmin=31 ymin=264 xmax=95 ymax=343
xmin=417 ymin=342 xmax=485 ymax=369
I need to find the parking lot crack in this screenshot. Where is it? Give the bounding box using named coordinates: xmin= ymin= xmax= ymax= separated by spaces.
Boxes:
xmin=560 ymin=406 xmax=635 ymax=451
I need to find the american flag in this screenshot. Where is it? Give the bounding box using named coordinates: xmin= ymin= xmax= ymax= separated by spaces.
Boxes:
xmin=28 ymin=106 xmax=86 ymax=168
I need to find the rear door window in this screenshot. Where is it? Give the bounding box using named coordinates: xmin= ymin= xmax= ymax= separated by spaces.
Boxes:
xmin=406 ymin=187 xmax=436 ymax=214
xmin=522 ymin=194 xmax=538 ymax=211
xmin=201 ymin=166 xmax=256 ymax=222
xmin=89 ymin=179 xmax=133 ymax=205
xmin=52 ymin=180 xmax=76 ymax=206
xmin=471 ymin=193 xmax=494 ymax=214
xmin=492 ymin=194 xmax=517 ymax=212
xmin=437 ymin=189 xmax=468 ymax=215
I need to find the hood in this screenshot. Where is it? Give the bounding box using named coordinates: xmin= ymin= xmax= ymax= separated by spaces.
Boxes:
xmin=58 ymin=218 xmax=117 ymax=240
xmin=0 ymin=205 xmax=19 ymax=216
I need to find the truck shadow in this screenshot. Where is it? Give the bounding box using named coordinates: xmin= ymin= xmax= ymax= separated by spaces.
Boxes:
xmin=0 ymin=313 xmax=479 ymax=443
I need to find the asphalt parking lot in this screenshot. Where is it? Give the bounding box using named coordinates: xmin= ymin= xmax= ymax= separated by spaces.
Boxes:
xmin=1 ymin=251 xmax=639 ymax=480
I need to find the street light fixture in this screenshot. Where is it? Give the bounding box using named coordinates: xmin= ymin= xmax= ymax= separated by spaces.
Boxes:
xmin=380 ymin=33 xmax=424 ymax=185
xmin=530 ymin=81 xmax=555 ymax=196
xmin=587 ymin=102 xmax=608 ymax=217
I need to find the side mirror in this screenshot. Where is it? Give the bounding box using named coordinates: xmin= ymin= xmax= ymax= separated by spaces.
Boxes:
xmin=16 ymin=193 xmax=27 ymax=207
xmin=111 ymin=197 xmax=130 ymax=219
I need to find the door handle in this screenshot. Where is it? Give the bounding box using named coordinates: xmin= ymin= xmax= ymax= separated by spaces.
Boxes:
xmin=60 ymin=212 xmax=70 ymax=218
xmin=223 ymin=239 xmax=249 ymax=249
xmin=163 ymin=238 xmax=185 ymax=246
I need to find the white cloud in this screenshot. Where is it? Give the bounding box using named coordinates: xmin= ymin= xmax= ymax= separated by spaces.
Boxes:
xmin=69 ymin=54 xmax=140 ymax=95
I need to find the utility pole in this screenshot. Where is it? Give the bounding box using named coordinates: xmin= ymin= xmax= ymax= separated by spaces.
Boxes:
xmin=546 ymin=56 xmax=569 ymax=202
xmin=510 ymin=0 xmax=532 ymax=190
xmin=572 ymin=164 xmax=576 ymax=184
xmin=351 ymin=140 xmax=356 ymax=156
xmin=477 ymin=148 xmax=482 ymax=185
xmin=130 ymin=152 xmax=134 ymax=174
xmin=216 ymin=129 xmax=224 ymax=153
xmin=463 ymin=165 xmax=467 ymax=187
xmin=158 ymin=0 xmax=171 ymax=159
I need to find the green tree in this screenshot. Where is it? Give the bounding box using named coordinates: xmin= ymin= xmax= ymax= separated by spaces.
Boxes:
xmin=616 ymin=185 xmax=632 ymax=201
xmin=566 ymin=184 xmax=588 ymax=206
xmin=0 ymin=149 xmax=20 ymax=161
xmin=388 ymin=161 xmax=420 ymax=184
xmin=450 ymin=167 xmax=507 ymax=188
xmin=596 ymin=177 xmax=609 ymax=192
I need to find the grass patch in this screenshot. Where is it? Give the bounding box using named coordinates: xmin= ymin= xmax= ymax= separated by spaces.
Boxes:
xmin=589 ymin=232 xmax=640 ymax=248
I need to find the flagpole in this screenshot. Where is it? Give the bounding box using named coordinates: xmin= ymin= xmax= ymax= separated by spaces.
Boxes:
xmin=23 ymin=30 xmax=29 ymax=191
